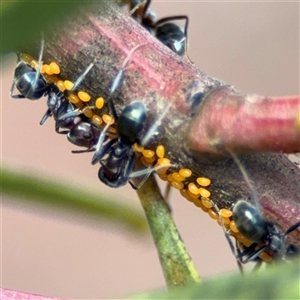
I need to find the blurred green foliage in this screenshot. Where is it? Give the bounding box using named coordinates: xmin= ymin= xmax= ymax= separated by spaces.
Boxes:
xmin=1 ymin=1 xmax=118 ymax=54
xmin=2 ymin=167 xmax=147 ymax=233
xmin=131 ymin=259 xmax=300 ymax=299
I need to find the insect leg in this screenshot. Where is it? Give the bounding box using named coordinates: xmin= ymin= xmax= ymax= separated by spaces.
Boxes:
xmin=91 ymin=123 xmax=115 ymax=165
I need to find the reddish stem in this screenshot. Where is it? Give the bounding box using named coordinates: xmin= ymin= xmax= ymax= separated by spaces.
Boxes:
xmin=20 ymin=2 xmax=300 ymax=246
xmin=0 ymin=288 xmax=64 ymax=300
xmin=188 ymin=87 xmax=300 ymax=156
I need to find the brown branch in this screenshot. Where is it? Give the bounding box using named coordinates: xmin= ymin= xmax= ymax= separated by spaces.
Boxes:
xmin=21 ymin=2 xmax=300 ymax=246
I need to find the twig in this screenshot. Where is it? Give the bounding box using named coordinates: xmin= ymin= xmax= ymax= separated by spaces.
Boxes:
xmin=17 ymin=2 xmax=300 ymax=247
xmin=188 ymin=87 xmax=300 ymax=156
xmin=136 ymin=174 xmax=201 ymax=288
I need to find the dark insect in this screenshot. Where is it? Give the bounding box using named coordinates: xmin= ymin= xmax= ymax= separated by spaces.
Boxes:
xmin=124 ymin=0 xmax=189 ymax=56
xmin=90 ymin=43 xmax=170 ymax=188
xmin=217 ymin=152 xmax=300 ymax=273
xmin=67 ymin=120 xmax=104 ymax=153
xmin=91 ymin=101 xmax=148 ymax=188
xmin=53 ymin=100 xmax=79 ymax=134
xmin=231 ymin=200 xmax=300 ymax=266
xmin=40 ymin=61 xmax=95 ymax=131
xmin=10 ymin=52 xmax=65 ymax=127
xmin=11 ymin=40 xmax=95 ymax=137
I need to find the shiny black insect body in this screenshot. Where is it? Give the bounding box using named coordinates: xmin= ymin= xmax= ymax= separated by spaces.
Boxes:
xmin=11 ymin=59 xmax=64 ymax=126
xmin=88 ymin=43 xmax=166 ymax=189
xmin=53 ymin=100 xmax=78 ymax=134
xmin=11 ymin=61 xmax=48 ymax=100
xmin=125 ymin=0 xmax=189 ymax=56
xmin=219 ymin=152 xmax=300 ymax=273
xmin=92 ymin=102 xmax=147 ymax=188
xmin=67 ymin=120 xmax=104 ymax=152
xmin=11 ymin=52 xmax=73 ymax=131
xmin=11 ymin=41 xmax=94 ymax=135
xmin=231 ymin=200 xmax=300 ymax=265
xmin=40 ymin=85 xmax=66 ymax=126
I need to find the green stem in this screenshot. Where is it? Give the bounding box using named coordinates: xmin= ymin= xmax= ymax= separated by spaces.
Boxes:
xmin=136 ymin=174 xmax=201 ymax=288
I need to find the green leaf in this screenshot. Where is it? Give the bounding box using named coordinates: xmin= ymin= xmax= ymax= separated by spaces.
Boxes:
xmin=130 ymin=259 xmax=300 ymax=299
xmin=1 ymin=167 xmax=148 ymax=233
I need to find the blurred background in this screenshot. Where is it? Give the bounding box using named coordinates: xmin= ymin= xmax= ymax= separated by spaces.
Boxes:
xmin=1 ymin=1 xmax=299 ymax=299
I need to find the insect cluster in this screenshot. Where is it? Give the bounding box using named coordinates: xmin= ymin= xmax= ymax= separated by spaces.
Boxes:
xmin=10 ymin=0 xmax=300 ymax=273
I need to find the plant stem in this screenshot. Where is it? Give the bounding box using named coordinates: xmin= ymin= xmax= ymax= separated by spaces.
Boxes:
xmin=9 ymin=2 xmax=300 ymax=247
xmin=136 ymin=174 xmax=201 ymax=288
xmin=188 ymin=87 xmax=300 ymax=156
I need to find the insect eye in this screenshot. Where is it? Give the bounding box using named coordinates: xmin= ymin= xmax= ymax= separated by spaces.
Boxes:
xmin=83 ymin=132 xmax=92 ymax=140
xmin=16 ymin=76 xmax=31 ymax=92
